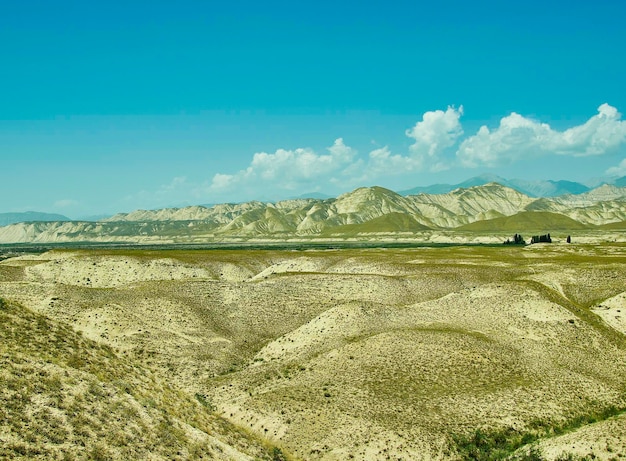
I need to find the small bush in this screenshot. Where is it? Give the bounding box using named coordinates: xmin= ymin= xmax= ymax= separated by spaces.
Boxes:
xmin=87 ymin=444 xmax=110 ymax=461
xmin=195 ymin=392 xmax=216 ymax=411
xmin=272 ymin=446 xmax=288 ymax=461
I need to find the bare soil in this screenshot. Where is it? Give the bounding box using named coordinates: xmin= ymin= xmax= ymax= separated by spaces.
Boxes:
xmin=1 ymin=242 xmax=625 ymax=460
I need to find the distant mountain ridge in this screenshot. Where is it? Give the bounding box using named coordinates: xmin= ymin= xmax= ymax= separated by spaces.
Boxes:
xmin=0 ymin=212 xmax=71 ymax=227
xmin=399 ymin=174 xmax=626 ymax=197
xmin=1 ymin=182 xmax=625 ymax=243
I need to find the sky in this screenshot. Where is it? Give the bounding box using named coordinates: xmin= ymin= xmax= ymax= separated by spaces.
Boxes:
xmin=1 ymin=0 xmax=626 ymax=218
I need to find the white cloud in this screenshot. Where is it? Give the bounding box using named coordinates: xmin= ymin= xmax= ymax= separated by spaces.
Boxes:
xmin=457 ymin=104 xmax=626 ymax=167
xmin=327 ymin=137 xmax=356 ymax=163
xmin=367 ymin=146 xmax=423 ymax=175
xmin=357 ymin=106 xmax=463 ymax=178
xmin=209 ymin=138 xmax=357 ymax=193
xmin=204 ymin=107 xmax=466 ymax=199
xmin=202 ymin=103 xmax=626 ymax=202
xmin=406 ymin=106 xmax=464 ymax=160
xmin=160 ymin=176 xmax=187 ymax=192
xmin=606 ymin=158 xmax=626 ymax=177
xmin=549 ymin=103 xmax=626 ymax=156
xmin=210 ymin=173 xmax=234 ymax=190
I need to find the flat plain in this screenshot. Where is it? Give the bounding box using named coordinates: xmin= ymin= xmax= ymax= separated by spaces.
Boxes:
xmin=1 ymin=241 xmax=626 ymax=460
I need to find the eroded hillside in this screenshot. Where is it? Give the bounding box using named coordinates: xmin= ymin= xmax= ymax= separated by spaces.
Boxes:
xmin=1 ymin=183 xmax=626 ymax=243
xmin=1 ymin=244 xmax=626 ymax=460
xmin=0 ymin=297 xmax=291 ymax=460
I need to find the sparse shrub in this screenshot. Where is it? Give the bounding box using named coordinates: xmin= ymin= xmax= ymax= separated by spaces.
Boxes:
xmin=67 ymin=353 xmax=86 ymax=369
xmin=87 ymin=444 xmax=110 ymax=461
xmin=156 ymin=417 xmax=187 ymax=449
xmin=454 ymin=402 xmax=626 ymax=461
xmin=113 ymin=379 xmax=134 ymax=395
xmin=453 ymin=427 xmax=537 ymax=460
xmin=553 ymin=453 xmax=596 ymax=461
xmin=1 ymin=296 xmax=283 ymax=461
xmin=511 ymin=446 xmax=545 ymax=461
xmin=195 ymin=392 xmax=216 ymax=411
xmin=272 ymin=446 xmax=288 ymax=461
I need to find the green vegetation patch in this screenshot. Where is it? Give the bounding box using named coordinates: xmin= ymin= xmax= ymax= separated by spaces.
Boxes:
xmin=453 ymin=404 xmax=626 ymax=460
xmin=322 ymin=212 xmax=431 ymax=235
xmin=458 ymin=211 xmax=589 ymax=232
xmin=598 ymin=219 xmax=626 ymax=230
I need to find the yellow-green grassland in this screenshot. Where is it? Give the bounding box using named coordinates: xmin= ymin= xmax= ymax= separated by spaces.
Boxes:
xmin=1 ymin=242 xmax=626 ymax=460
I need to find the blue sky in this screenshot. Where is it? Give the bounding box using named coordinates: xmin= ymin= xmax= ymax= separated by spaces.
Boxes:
xmin=1 ymin=0 xmax=626 ymax=218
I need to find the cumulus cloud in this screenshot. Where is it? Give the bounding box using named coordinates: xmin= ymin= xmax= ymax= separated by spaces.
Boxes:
xmin=406 ymin=105 xmax=464 ymax=162
xmin=606 ymin=158 xmax=626 ymax=177
xmin=457 ymin=103 xmax=626 ymax=167
xmin=359 ymin=106 xmax=463 ymax=178
xmin=367 ymin=146 xmax=423 ymax=175
xmin=202 ymin=103 xmax=626 ymax=201
xmin=550 ymin=103 xmax=626 ymax=156
xmin=209 ymin=138 xmax=357 ymax=193
xmin=210 ymin=173 xmax=234 ymax=190
xmin=207 ymin=119 xmax=458 ymax=198
xmin=161 ymin=176 xmax=187 ymax=191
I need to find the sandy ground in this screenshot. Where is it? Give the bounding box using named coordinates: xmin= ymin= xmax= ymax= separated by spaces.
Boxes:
xmin=592 ymin=292 xmax=626 ymax=335
xmin=1 ymin=243 xmax=626 ymax=460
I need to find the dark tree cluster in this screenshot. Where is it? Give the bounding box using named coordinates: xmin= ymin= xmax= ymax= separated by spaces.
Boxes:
xmin=531 ymin=234 xmax=552 ymax=244
xmin=504 ymin=233 xmax=525 ymax=245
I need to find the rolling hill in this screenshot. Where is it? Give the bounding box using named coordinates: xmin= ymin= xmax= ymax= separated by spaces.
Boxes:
xmin=2 ymin=246 xmax=626 ymax=459
xmin=458 ymin=211 xmax=589 ymax=233
xmin=0 ymin=297 xmax=289 ymax=460
xmin=0 ymin=183 xmax=625 ymax=243
xmin=322 ymin=212 xmax=431 ymax=235
xmin=0 ymin=212 xmax=71 ymax=226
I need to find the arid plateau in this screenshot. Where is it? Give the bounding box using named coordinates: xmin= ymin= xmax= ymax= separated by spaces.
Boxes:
xmin=1 ymin=241 xmax=626 ymax=460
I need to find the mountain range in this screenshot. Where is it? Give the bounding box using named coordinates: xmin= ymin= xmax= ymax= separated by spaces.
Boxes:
xmin=398 ymin=173 xmax=626 ymax=197
xmin=1 ymin=181 xmax=625 ymax=243
xmin=0 ymin=211 xmax=71 ymax=227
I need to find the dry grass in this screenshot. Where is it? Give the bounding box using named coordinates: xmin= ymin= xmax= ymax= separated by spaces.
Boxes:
xmin=0 ymin=298 xmax=291 ymax=460
xmin=1 ymin=243 xmax=626 ymax=460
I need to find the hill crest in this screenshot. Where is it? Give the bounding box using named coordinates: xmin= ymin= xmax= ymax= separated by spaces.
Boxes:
xmin=1 ymin=183 xmax=625 ymax=243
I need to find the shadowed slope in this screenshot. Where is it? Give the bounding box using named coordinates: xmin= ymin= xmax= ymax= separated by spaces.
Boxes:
xmin=458 ymin=211 xmax=589 ymax=232
xmin=0 ymin=298 xmax=290 ymax=461
xmin=322 ymin=212 xmax=431 ymax=235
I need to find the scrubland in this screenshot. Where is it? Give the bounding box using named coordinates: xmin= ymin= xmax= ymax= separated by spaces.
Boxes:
xmin=1 ymin=242 xmax=625 ymax=460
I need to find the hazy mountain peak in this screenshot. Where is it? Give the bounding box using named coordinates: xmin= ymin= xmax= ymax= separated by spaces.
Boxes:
xmin=400 ymin=175 xmax=592 ymax=198
xmin=452 ymin=182 xmax=525 ymax=196
xmin=458 ymin=174 xmax=507 ymax=187
xmin=338 ymin=185 xmax=399 ymax=199
xmin=0 ymin=212 xmax=71 ymax=227
xmin=581 ymin=184 xmax=626 ymax=201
